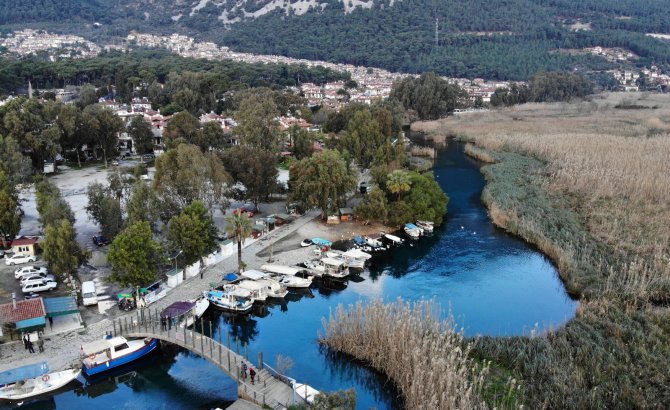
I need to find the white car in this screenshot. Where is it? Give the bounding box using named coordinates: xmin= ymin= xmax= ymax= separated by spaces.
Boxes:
xmin=14 ymin=266 xmax=49 ymax=279
xmin=21 ymin=279 xmax=57 ymax=294
xmin=5 ymin=254 xmax=37 ymax=266
xmin=20 ymin=273 xmax=56 ymax=286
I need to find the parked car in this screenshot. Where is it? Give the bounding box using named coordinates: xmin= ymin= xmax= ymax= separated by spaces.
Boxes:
xmin=81 ymin=281 xmax=98 ymax=306
xmin=92 ymin=235 xmax=110 ymax=247
xmin=111 ymin=159 xmax=120 ymax=166
xmin=21 ymin=279 xmax=57 ymax=293
xmin=14 ymin=266 xmax=49 ymax=279
xmin=5 ymin=253 xmax=36 ymax=266
xmin=20 ymin=273 xmax=56 ymax=286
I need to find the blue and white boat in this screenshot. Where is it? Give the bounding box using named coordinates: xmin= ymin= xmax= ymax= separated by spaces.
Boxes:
xmin=81 ymin=336 xmax=158 ymax=376
xmin=0 ymin=362 xmax=81 ymax=402
xmin=404 ymin=223 xmax=423 ymax=239
xmin=204 ymin=287 xmax=254 ymax=313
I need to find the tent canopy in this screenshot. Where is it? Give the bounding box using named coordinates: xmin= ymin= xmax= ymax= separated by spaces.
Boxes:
xmin=44 ymin=296 xmax=78 ymax=317
xmin=16 ymin=316 xmax=46 ymax=331
xmin=312 ymin=238 xmax=332 ymax=246
xmin=0 ymin=362 xmax=49 ymax=385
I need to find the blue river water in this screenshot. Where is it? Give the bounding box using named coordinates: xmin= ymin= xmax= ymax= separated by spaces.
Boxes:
xmin=5 ymin=140 xmax=577 ymax=409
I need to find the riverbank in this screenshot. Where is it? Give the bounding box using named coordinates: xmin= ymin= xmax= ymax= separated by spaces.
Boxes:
xmin=413 ymin=93 xmax=670 ymax=408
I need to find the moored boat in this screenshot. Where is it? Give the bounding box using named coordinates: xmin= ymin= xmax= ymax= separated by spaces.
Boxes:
xmin=293 ymin=382 xmax=320 ymax=404
xmin=0 ymin=363 xmax=81 ymax=402
xmin=404 ymin=223 xmax=422 ymax=239
xmin=81 ymin=337 xmax=158 ymax=376
xmin=204 ymin=287 xmax=253 ymax=313
xmin=325 ymin=250 xmax=365 ymax=270
xmin=383 ymin=233 xmax=405 ymax=245
xmin=260 ymin=264 xmax=313 ymax=288
xmin=319 ymin=257 xmax=350 ymax=279
xmin=416 ymin=220 xmax=434 ymax=233
xmin=161 ymin=297 xmax=209 ymax=329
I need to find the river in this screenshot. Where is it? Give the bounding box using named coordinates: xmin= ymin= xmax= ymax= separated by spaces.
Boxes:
xmin=4 ymin=140 xmax=577 ymax=409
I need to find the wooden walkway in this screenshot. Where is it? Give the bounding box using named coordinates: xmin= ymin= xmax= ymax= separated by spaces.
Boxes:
xmin=112 ymin=312 xmax=298 ymax=410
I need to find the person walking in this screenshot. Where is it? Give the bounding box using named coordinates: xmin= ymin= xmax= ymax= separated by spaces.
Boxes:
xmin=27 ymin=339 xmax=35 ymax=354
xmin=37 ymin=336 xmax=44 ymax=353
xmin=249 ymin=367 xmax=256 ymax=385
xmin=23 ymin=334 xmax=29 ymax=350
xmin=241 ymin=362 xmax=248 ymax=380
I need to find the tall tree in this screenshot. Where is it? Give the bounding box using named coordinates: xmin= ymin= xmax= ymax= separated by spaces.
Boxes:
xmin=234 ymin=92 xmax=280 ymax=151
xmin=167 ymin=201 xmax=217 ymax=277
xmin=289 ymin=149 xmax=356 ymax=219
xmin=84 ymin=105 xmax=122 ymax=167
xmin=126 ymin=180 xmax=160 ymax=228
xmin=291 ymin=126 xmax=314 ymax=160
xmin=342 ymin=109 xmax=388 ymax=169
xmin=0 ymin=135 xmax=31 ymax=186
xmin=41 ymin=219 xmax=83 ymax=277
xmin=390 ymin=72 xmax=468 ymax=120
xmin=154 ymin=143 xmax=231 ymax=217
xmin=163 ymin=111 xmax=200 ymax=149
xmin=221 ymin=146 xmax=278 ymax=210
xmin=108 ymin=221 xmax=163 ymax=288
xmin=224 ymin=211 xmax=253 ymax=273
xmin=0 ymin=171 xmax=20 ymax=247
xmin=386 ymin=169 xmax=411 ymax=201
xmin=127 ymin=116 xmax=154 ymax=155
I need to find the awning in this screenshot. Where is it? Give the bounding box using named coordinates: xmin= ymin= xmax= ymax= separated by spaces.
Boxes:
xmin=161 ymin=301 xmax=195 ymax=319
xmin=44 ymin=296 xmax=79 ymax=317
xmin=16 ymin=316 xmax=46 ymax=332
xmin=0 ymin=362 xmax=49 ymax=385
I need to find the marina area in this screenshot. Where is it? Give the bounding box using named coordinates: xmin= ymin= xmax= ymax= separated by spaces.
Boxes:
xmin=0 ymin=141 xmax=578 ymax=409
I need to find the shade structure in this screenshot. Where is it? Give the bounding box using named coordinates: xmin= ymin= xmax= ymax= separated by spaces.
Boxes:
xmin=44 ymin=296 xmax=78 ymax=317
xmin=15 ymin=316 xmax=46 ymax=332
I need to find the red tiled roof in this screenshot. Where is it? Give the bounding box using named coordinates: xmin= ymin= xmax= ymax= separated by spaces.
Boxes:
xmin=11 ymin=237 xmax=38 ymax=246
xmin=0 ymin=298 xmax=46 ymax=324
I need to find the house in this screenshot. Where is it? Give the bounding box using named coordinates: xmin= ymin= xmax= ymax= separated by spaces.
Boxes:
xmin=0 ymin=297 xmax=46 ymax=342
xmin=339 ymin=208 xmax=354 ymax=222
xmin=10 ymin=236 xmax=39 ymax=256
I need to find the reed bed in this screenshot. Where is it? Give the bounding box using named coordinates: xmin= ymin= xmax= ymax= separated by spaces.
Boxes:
xmin=320 ymin=299 xmax=505 ymax=410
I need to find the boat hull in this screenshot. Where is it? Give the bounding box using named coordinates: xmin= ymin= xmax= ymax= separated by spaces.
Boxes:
xmin=0 ymin=369 xmax=81 ymax=402
xmin=83 ymin=339 xmax=158 ymax=377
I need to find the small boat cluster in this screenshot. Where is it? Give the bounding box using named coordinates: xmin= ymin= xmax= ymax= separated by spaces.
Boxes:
xmin=350 ymin=220 xmax=434 ymax=253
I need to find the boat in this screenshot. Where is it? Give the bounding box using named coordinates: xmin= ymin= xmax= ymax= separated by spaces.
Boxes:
xmin=325 ymin=250 xmax=365 ymax=270
xmin=364 ymin=234 xmax=388 ymax=251
xmin=293 ymin=382 xmax=320 ymax=405
xmin=160 ymin=297 xmax=209 ymax=329
xmin=311 ymin=238 xmax=332 ymax=247
xmin=319 ymin=257 xmax=350 ymax=279
xmin=404 ymin=223 xmax=422 ymax=239
xmin=383 ymin=233 xmax=405 ymax=246
xmin=416 ymin=220 xmax=434 ymax=233
xmin=342 ymin=248 xmax=372 ymax=261
xmin=81 ymin=337 xmax=158 ymax=376
xmin=260 ymin=264 xmax=313 ymax=288
xmin=300 ymin=238 xmax=313 ymax=247
xmin=204 ymin=287 xmax=253 ymax=313
xmin=237 ymin=280 xmax=269 ymax=302
xmin=301 ymin=260 xmax=324 ymax=277
xmin=0 ymin=362 xmax=80 ymax=402
xmin=241 ymin=270 xmax=289 ymax=298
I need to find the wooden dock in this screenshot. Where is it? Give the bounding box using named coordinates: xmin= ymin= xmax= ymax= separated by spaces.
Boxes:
xmin=112 ymin=311 xmax=299 ymax=409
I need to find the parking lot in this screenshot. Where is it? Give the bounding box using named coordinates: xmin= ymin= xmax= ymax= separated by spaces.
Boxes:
xmin=0 ymin=257 xmax=72 ymax=304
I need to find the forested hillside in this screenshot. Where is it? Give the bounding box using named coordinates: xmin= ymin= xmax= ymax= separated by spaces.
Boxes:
xmin=1 ymin=0 xmax=669 ymax=80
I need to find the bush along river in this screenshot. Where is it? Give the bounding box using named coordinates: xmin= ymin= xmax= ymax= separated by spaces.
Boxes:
xmin=5 ymin=140 xmax=578 ymax=409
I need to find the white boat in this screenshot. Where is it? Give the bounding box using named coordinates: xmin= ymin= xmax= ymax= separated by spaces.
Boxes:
xmin=261 ymin=264 xmax=313 ymax=288
xmin=293 ymin=382 xmax=320 ymax=404
xmin=364 ymin=235 xmax=385 ymax=249
xmin=237 ymin=280 xmax=268 ymax=302
xmin=204 ymin=287 xmax=253 ymax=313
xmin=404 ymin=223 xmax=422 ymax=239
xmin=302 ymin=260 xmax=324 ymax=277
xmin=325 ymin=250 xmax=365 ymax=270
xmin=416 ymin=220 xmax=434 ymax=233
xmin=342 ymin=248 xmax=372 ymax=261
xmin=241 ymin=270 xmax=288 ymax=298
xmin=319 ymin=257 xmax=350 ymax=279
xmin=0 ymin=363 xmax=80 ymax=402
xmin=384 ymin=233 xmax=405 ymax=245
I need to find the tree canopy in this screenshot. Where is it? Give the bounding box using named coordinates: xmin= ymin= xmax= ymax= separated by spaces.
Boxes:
xmin=108 ymin=221 xmax=164 ymax=288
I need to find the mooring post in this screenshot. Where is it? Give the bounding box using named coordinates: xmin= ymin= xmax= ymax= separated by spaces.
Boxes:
xmin=124 ymin=317 xmax=128 ymax=334
xmin=209 ymin=322 xmax=213 ymax=357
xmin=218 ymin=330 xmax=222 ymax=365
xmin=258 ymin=352 xmax=263 ymax=370
xmin=236 ymin=337 xmax=240 ymax=354
xmin=200 ymin=318 xmax=204 ymax=353
xmin=113 ymin=320 xmax=116 ymax=337
xmin=183 ymin=321 xmax=187 ymax=344
xmin=245 ymin=342 xmax=248 ymax=361
xmin=227 ymin=332 xmax=231 ymax=349
xmin=136 ymin=311 xmax=140 ymax=329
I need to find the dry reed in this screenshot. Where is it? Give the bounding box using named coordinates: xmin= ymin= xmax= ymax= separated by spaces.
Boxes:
xmin=320 ymin=299 xmax=506 ymax=410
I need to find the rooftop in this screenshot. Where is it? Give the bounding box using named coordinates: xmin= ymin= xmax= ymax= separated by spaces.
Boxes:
xmin=0 ymin=298 xmax=46 ymax=324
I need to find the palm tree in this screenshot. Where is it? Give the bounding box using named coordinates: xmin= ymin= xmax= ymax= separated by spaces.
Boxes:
xmin=224 ymin=210 xmax=254 ymax=273
xmin=386 ymin=169 xmax=411 ymax=201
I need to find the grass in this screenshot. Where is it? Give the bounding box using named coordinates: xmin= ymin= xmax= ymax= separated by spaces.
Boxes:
xmin=408 ymin=92 xmax=670 ymax=408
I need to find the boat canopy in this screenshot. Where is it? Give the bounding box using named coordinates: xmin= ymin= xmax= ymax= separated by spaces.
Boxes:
xmin=0 ymin=362 xmax=49 ymax=385
xmin=238 ymin=280 xmax=264 ymax=290
xmin=241 ymin=270 xmax=267 ymax=280
xmin=81 ymin=337 xmax=127 ymax=356
xmin=312 ymin=238 xmax=332 ymax=246
xmin=343 ymin=249 xmax=372 ymax=260
xmin=405 ymin=223 xmax=418 ymax=229
xmin=321 ymin=257 xmax=345 ymax=267
xmin=223 ymin=272 xmax=238 ymax=281
xmin=353 ymin=236 xmax=365 ymax=245
xmin=261 ymin=264 xmax=303 ymax=276
xmin=161 ymin=301 xmax=196 ymax=319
